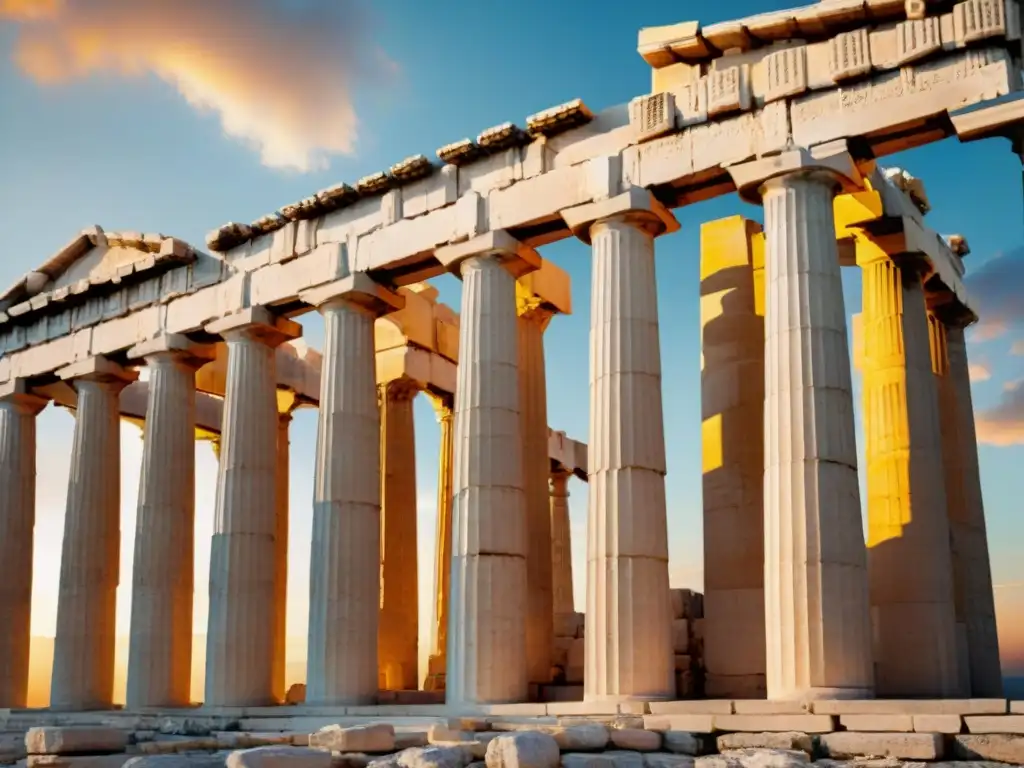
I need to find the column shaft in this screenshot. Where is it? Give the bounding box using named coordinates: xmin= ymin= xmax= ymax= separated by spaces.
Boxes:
xmin=447 ymin=253 xmax=528 ymax=705
xmin=699 ymin=216 xmax=767 ymax=699
xmin=861 ymin=253 xmax=958 ymax=697
xmin=549 ymin=470 xmax=574 ymax=616
xmin=205 ymin=331 xmax=280 ymax=706
xmin=518 ymin=300 xmax=554 ymax=685
xmin=51 ymin=371 xmax=134 ymax=710
xmin=0 ymin=388 xmax=46 ymax=708
xmin=761 ymin=172 xmax=873 ymax=700
xmin=126 ymin=353 xmax=201 ymax=708
xmin=379 ymin=381 xmax=419 ymax=691
xmin=426 ymin=399 xmax=454 ymax=691
xmin=307 ymin=300 xmax=380 ymax=704
xmin=273 ymin=408 xmax=292 ymax=703
xmin=586 ymin=216 xmax=674 ymax=702
xmin=939 ymin=322 xmax=1003 ymax=695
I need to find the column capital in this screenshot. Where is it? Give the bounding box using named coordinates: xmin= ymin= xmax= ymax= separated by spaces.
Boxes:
xmin=426 ymin=391 xmax=454 ymax=424
xmin=729 ymin=143 xmax=866 ymax=204
xmin=517 ymin=259 xmax=571 ymax=326
xmin=276 ymin=388 xmax=300 ymax=419
xmin=379 ymin=377 xmax=420 ymax=403
xmin=560 ymin=186 xmax=679 ymax=245
xmin=206 ymin=307 xmax=302 ymax=348
xmin=57 ymin=356 xmax=138 ymax=389
xmin=300 ymin=273 xmax=404 ymax=317
xmin=550 ymin=467 xmax=571 ymax=494
xmin=127 ymin=334 xmax=217 ymax=368
xmin=435 ymin=230 xmax=541 ymax=280
xmin=0 ymin=378 xmax=48 ymax=415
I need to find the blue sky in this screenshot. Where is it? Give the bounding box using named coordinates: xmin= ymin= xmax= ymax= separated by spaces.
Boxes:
xmin=2 ymin=0 xmax=1024 ymax=688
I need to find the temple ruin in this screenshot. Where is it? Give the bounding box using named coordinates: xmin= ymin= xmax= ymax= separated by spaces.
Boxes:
xmin=2 ymin=0 xmax=1024 ymax=762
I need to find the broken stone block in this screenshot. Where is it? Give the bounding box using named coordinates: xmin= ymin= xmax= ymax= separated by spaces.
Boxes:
xmin=227 ymin=747 xmax=331 ymax=768
xmin=954 ymin=733 xmax=1024 ymax=764
xmin=717 ymin=749 xmax=808 ymax=768
xmin=548 ymin=726 xmax=609 ymax=752
xmin=609 ymin=731 xmax=661 ymax=752
xmin=483 ymin=732 xmax=560 ymax=768
xmin=818 ymin=732 xmax=943 ymax=761
xmin=26 ymin=729 xmax=129 ymax=757
xmin=123 ymin=756 xmax=226 ymax=768
xmin=715 ymin=734 xmax=812 ymax=756
xmin=395 ymin=746 xmax=473 ymax=768
xmin=310 ymin=727 xmax=395 ymax=755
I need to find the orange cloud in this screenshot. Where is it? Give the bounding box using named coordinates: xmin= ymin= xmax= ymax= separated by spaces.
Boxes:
xmin=1 ymin=0 xmax=393 ymax=171
xmin=968 ymin=362 xmax=992 ymax=382
xmin=976 ymin=379 xmax=1024 ymax=446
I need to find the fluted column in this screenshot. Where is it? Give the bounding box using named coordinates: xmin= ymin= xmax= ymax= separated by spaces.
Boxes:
xmin=549 ymin=469 xmax=574 ymax=616
xmin=859 ymin=244 xmax=959 ymax=697
xmin=756 ymin=166 xmax=874 ymax=700
xmin=379 ymin=379 xmax=419 ymax=691
xmin=304 ymin=276 xmax=403 ymax=705
xmin=51 ymin=357 xmax=138 ymax=711
xmin=273 ymin=394 xmax=297 ymax=703
xmin=0 ymin=381 xmax=47 ymax=708
xmin=425 ymin=396 xmax=454 ymax=692
xmin=935 ymin=318 xmax=1003 ymax=696
xmin=125 ymin=339 xmax=213 ymax=709
xmin=204 ymin=309 xmax=299 ymax=707
xmin=699 ymin=216 xmax=767 ymax=699
xmin=436 ymin=232 xmax=538 ymax=706
xmin=518 ymin=289 xmax=556 ymax=686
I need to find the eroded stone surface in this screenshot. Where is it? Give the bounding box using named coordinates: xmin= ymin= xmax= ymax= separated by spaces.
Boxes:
xmin=226 ymin=747 xmax=331 ymax=768
xmin=483 ymin=732 xmax=559 ymax=768
xmin=309 ymin=726 xmax=395 ymax=755
xmin=26 ymin=729 xmax=129 ymax=756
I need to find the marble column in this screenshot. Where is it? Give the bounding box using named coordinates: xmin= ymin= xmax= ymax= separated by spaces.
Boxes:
xmin=0 ymin=381 xmax=47 ymax=708
xmin=859 ymin=243 xmax=959 ymax=697
xmin=699 ymin=215 xmax=767 ymax=699
xmin=304 ymin=276 xmax=402 ymax=705
xmin=517 ymin=288 xmax=556 ymax=686
xmin=436 ymin=232 xmax=537 ymax=705
xmin=747 ymin=160 xmax=874 ymax=700
xmin=379 ymin=379 xmax=419 ymax=691
xmin=934 ymin=317 xmax=1003 ymax=696
xmin=51 ymin=357 xmax=139 ymax=711
xmin=564 ymin=189 xmax=676 ymax=702
xmin=274 ymin=393 xmax=297 ymax=704
xmin=425 ymin=396 xmax=454 ymax=692
xmin=549 ymin=469 xmax=574 ymax=617
xmin=125 ymin=339 xmax=213 ymax=709
xmin=204 ymin=309 xmax=299 ymax=707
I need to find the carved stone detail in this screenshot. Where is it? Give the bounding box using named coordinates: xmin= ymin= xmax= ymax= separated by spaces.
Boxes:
xmin=896 ymin=16 xmax=942 ymax=65
xmin=707 ymin=65 xmax=752 ymax=117
xmin=953 ymin=0 xmax=1007 ymax=44
xmin=829 ymin=28 xmax=873 ymax=82
xmin=630 ymin=92 xmax=676 ymax=142
xmin=765 ymin=46 xmax=808 ymax=103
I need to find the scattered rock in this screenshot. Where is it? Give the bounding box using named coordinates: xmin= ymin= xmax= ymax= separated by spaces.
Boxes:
xmin=394 ymin=737 xmax=427 ymax=752
xmin=609 ymin=733 xmax=660 ymax=753
xmin=227 ymin=747 xmax=330 ymax=768
xmin=285 ymin=686 xmax=306 ymax=705
xmin=642 ymin=755 xmax=695 ymax=768
xmin=953 ymin=733 xmax=1024 ymax=765
xmin=484 ymin=732 xmax=559 ymax=768
xmin=609 ymin=720 xmax=646 ymax=733
xmin=695 ymin=758 xmax=741 ymax=768
xmin=661 ymin=734 xmax=700 ymax=757
xmin=718 ymin=749 xmax=808 ymax=768
xmin=395 ymin=747 xmax=473 ymax=768
xmin=310 ymin=728 xmax=395 ymax=755
xmin=330 ymin=754 xmax=372 ymax=768
xmin=27 ymin=757 xmax=132 ymax=768
xmin=562 ymin=753 xmax=643 ymax=768
xmin=26 ymin=729 xmax=130 ymax=757
xmin=548 ymin=727 xmax=608 ymax=752
xmin=818 ymin=733 xmax=943 ymax=762
xmin=123 ymin=756 xmax=226 ymax=768
xmin=716 ymin=736 xmax=812 ymax=758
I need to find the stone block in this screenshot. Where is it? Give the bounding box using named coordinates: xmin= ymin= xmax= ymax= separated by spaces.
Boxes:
xmin=811 ymin=699 xmax=1008 ymax=715
xmin=310 ymin=726 xmax=395 ymax=754
xmin=672 ymin=621 xmax=690 ymax=654
xmin=546 ymin=725 xmax=608 ymax=752
xmin=731 ymin=702 xmax=809 ymax=716
xmin=837 ymin=715 xmax=913 ymax=732
xmin=608 ymin=731 xmax=660 ymax=752
xmin=649 ymin=702 xmax=732 ymax=716
xmin=484 ymin=732 xmax=559 ymax=768
xmin=123 ymin=756 xmax=226 ymax=768
xmin=954 ymin=733 xmax=1024 ymax=763
xmin=964 ymin=715 xmax=1024 ymax=733
xmin=912 ymin=714 xmax=962 ymax=733
xmin=28 ymin=757 xmax=132 ymax=768
xmin=641 ymin=755 xmax=694 ymax=768
xmin=26 ymin=729 xmax=129 ymax=756
xmin=394 ymin=745 xmax=474 ymax=768
xmin=707 ymin=65 xmax=752 ymax=117
xmin=713 ymin=716 xmax=834 ymax=734
xmin=818 ymin=732 xmax=943 ymax=760
xmin=660 ymin=733 xmax=700 ymax=757
xmin=715 ymin=733 xmax=812 ymax=755
xmin=895 ymin=16 xmax=942 ymax=64
xmin=629 ymin=93 xmax=676 ymax=142
xmin=829 ymin=28 xmax=872 ymax=81
xmin=642 ymin=717 xmax=714 ymax=735
xmin=953 ymin=0 xmax=1007 ymax=44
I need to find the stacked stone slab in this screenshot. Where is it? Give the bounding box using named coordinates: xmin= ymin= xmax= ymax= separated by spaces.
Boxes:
xmin=24 ymin=727 xmax=130 ymax=768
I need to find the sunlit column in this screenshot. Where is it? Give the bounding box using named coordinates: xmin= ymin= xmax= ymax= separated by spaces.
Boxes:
xmin=51 ymin=357 xmax=139 ymax=711
xmin=563 ymin=188 xmax=677 ymax=702
xmin=549 ymin=468 xmax=573 ymax=617
xmin=0 ymin=380 xmax=47 ymax=708
xmin=425 ymin=395 xmax=454 ymax=692
xmin=203 ymin=308 xmax=300 ymax=707
xmin=303 ymin=276 xmax=403 ymax=705
xmin=125 ymin=337 xmax=213 ymax=709
xmin=699 ymin=216 xmax=767 ymax=699
xmin=273 ymin=390 xmax=298 ymax=703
